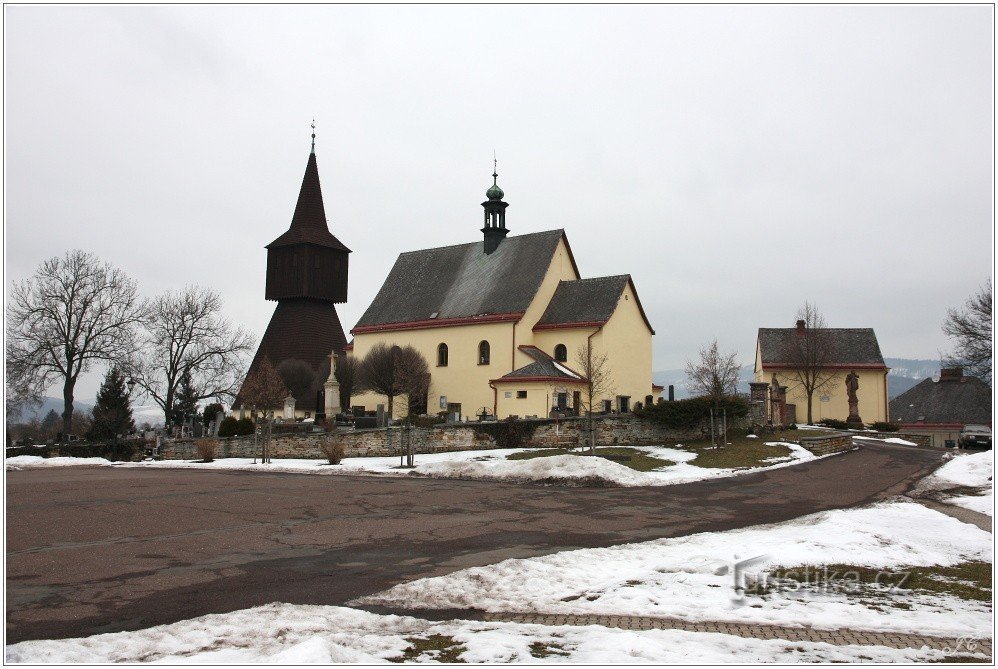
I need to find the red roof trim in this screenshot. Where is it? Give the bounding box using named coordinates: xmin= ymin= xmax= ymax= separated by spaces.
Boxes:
xmin=652 ymin=384 xmax=665 ymax=391
xmin=491 ymin=375 xmax=589 ymax=385
xmin=352 ymin=312 xmax=523 ymax=335
xmin=533 ymin=320 xmax=606 ymax=331
xmin=762 ymin=363 xmax=889 ymax=371
xmin=343 ymin=342 xmax=354 ymax=351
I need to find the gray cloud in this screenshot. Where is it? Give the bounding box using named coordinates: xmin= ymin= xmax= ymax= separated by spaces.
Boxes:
xmin=5 ymin=5 xmax=992 ymax=400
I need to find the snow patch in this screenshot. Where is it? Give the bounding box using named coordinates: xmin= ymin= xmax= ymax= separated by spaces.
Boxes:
xmin=356 ymin=502 xmax=992 ymax=637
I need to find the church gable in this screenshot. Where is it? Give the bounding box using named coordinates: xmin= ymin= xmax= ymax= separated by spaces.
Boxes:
xmin=534 ymin=275 xmax=655 ymax=334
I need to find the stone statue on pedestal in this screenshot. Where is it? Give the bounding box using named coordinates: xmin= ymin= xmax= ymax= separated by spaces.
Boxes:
xmin=845 ymin=370 xmax=863 ymax=427
xmin=324 ymin=351 xmax=342 ymax=421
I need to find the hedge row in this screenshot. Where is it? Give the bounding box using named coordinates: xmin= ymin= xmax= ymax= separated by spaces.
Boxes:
xmin=637 ymin=395 xmax=749 ymax=429
xmin=6 ymin=441 xmax=142 ymax=462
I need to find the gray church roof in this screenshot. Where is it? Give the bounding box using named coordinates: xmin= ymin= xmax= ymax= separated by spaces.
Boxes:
xmin=758 ymin=328 xmax=886 ymax=367
xmin=353 ymin=229 xmax=572 ymax=331
xmin=889 ymin=371 xmax=992 ymax=425
xmin=495 ymin=345 xmax=586 ymax=383
xmin=535 ymin=275 xmax=629 ymax=328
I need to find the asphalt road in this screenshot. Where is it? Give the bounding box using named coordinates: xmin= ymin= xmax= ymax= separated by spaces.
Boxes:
xmin=6 ymin=442 xmax=944 ymax=644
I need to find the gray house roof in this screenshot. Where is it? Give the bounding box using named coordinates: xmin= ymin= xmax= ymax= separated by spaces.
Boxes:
xmin=889 ymin=373 xmax=992 ymax=425
xmin=353 ymin=229 xmax=574 ymax=332
xmin=758 ymin=328 xmax=886 ymax=368
xmin=494 ymin=345 xmax=586 ymax=383
xmin=532 ymin=275 xmax=654 ymax=334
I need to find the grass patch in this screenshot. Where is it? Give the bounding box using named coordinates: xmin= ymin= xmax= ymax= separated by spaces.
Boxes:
xmin=760 ymin=561 xmax=992 ymax=603
xmin=529 ymin=641 xmax=571 ymax=659
xmin=389 ymin=634 xmax=467 ymax=663
xmin=674 ymin=433 xmax=794 ymax=469
xmin=506 ymin=447 xmax=673 ymax=472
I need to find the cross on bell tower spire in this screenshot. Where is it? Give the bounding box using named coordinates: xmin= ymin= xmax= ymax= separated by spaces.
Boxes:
xmin=310 ymin=119 xmax=316 ymax=155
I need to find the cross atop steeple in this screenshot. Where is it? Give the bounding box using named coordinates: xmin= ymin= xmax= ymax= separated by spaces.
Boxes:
xmin=310 ymin=119 xmax=316 ymax=155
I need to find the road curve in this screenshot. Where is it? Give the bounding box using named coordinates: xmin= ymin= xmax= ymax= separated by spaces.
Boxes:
xmin=6 ymin=442 xmax=943 ymax=643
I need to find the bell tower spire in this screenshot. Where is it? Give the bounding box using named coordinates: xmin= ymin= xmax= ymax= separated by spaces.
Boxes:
xmin=481 ymin=158 xmax=509 ymax=254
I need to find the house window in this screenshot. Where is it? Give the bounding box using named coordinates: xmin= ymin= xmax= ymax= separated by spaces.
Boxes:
xmin=437 ymin=343 xmax=448 ymax=367
xmin=554 ymin=344 xmax=567 ymax=363
xmin=645 ymin=395 xmax=653 ymax=406
xmin=517 ymin=390 xmax=528 ymax=399
xmin=618 ymin=396 xmax=630 ymax=413
xmin=478 ymin=340 xmax=490 ymax=365
xmin=601 ymin=399 xmax=612 ymax=413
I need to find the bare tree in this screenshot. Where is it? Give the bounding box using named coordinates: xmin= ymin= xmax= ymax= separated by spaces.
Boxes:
xmin=6 ymin=250 xmax=145 ymax=438
xmin=131 ymin=285 xmax=254 ymax=425
xmin=575 ymin=342 xmax=615 ymax=453
xmin=238 ymin=357 xmax=288 ymax=417
xmin=779 ymin=302 xmax=835 ymax=425
xmin=685 ymin=339 xmax=740 ymax=406
xmin=943 ymin=279 xmax=992 ymax=385
xmin=356 ymin=343 xmax=429 ymax=418
xmin=334 ymin=354 xmax=357 ymax=411
xmin=276 ymin=359 xmax=316 ymax=405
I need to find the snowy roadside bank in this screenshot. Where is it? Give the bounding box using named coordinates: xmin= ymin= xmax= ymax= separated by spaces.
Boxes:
xmin=356 ymin=502 xmax=993 ymax=638
xmin=919 ymin=450 xmax=993 ymax=517
xmin=6 ymin=440 xmax=828 ymax=487
xmin=3 ymin=602 xmax=963 ymax=664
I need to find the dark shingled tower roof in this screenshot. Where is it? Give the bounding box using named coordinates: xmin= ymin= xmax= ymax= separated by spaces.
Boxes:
xmin=235 ymin=301 xmax=348 ymax=408
xmin=266 ymin=152 xmax=351 ymax=252
xmin=758 ymin=328 xmax=887 ymax=367
xmin=889 ymin=370 xmax=992 ymax=425
xmin=353 ymin=229 xmax=571 ymax=331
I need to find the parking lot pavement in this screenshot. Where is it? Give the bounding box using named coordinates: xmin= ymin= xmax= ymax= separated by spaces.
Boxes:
xmin=6 ymin=443 xmax=944 ymax=643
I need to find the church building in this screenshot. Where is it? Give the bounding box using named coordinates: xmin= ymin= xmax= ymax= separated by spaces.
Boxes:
xmin=348 ymin=168 xmax=661 ymax=420
xmin=234 ymin=129 xmax=350 ymax=418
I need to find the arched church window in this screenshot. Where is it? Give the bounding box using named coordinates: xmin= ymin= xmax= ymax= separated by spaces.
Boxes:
xmin=437 ymin=343 xmax=448 ymax=367
xmin=554 ymin=344 xmax=567 ymax=363
xmin=478 ymin=341 xmax=490 ymax=365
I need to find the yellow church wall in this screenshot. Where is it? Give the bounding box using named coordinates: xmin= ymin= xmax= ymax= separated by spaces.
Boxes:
xmin=494 ymin=380 xmax=585 ymax=419
xmin=350 ymin=321 xmax=515 ymax=419
xmin=757 ymin=367 xmax=889 ymax=424
xmin=596 ymin=281 xmax=656 ymax=410
xmin=512 ymin=236 xmax=580 ymax=369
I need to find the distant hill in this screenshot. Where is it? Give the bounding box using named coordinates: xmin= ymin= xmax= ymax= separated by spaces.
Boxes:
xmin=653 ymin=358 xmax=941 ymax=401
xmin=8 ymin=397 xmax=92 ymax=423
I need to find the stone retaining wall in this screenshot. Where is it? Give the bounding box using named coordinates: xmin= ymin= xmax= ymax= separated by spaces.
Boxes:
xmin=864 ymin=432 xmax=932 ymax=448
xmin=160 ymin=413 xmax=749 ymax=461
xmin=798 ymin=433 xmax=854 ymax=456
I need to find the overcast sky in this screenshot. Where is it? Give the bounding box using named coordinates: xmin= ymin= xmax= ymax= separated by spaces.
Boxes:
xmin=5 ymin=5 xmax=993 ymax=401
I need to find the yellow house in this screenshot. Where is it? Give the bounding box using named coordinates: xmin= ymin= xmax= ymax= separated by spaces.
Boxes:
xmin=754 ymin=321 xmax=890 ymax=425
xmin=348 ymin=171 xmax=660 ymax=419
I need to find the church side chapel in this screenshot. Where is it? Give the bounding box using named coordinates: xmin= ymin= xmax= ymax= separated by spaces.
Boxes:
xmin=349 ymin=166 xmax=660 ymax=420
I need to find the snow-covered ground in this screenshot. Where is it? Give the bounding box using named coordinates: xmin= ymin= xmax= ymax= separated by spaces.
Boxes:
xmin=923 ymin=450 xmax=994 ymax=516
xmin=357 ymin=502 xmax=992 ymax=638
xmin=5 ymin=455 xmax=115 ymax=469
xmin=7 ymin=442 xmax=828 ymax=487
xmin=2 ymin=602 xmax=963 ymax=664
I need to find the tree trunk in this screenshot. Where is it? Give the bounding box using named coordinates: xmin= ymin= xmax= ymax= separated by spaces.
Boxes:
xmin=61 ymin=380 xmax=75 ymax=441
xmin=806 ymin=392 xmax=814 ymax=425
xmin=387 ymin=395 xmax=394 ymax=422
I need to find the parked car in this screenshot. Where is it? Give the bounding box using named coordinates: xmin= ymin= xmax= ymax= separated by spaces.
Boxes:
xmin=958 ymin=424 xmax=992 ymax=449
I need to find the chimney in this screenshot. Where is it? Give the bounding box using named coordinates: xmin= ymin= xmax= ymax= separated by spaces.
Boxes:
xmin=939 ymin=367 xmax=964 ymax=382
xmin=668 ymin=385 xmax=675 ymax=401
xmin=796 ymin=319 xmax=806 ymax=336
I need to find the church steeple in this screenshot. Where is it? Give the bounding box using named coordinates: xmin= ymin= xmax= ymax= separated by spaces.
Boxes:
xmin=264 ymin=127 xmax=351 ymax=303
xmin=481 ymin=160 xmax=509 ymax=254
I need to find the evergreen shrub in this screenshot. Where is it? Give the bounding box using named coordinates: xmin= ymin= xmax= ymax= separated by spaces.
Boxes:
xmin=638 ymin=395 xmax=749 ymax=429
